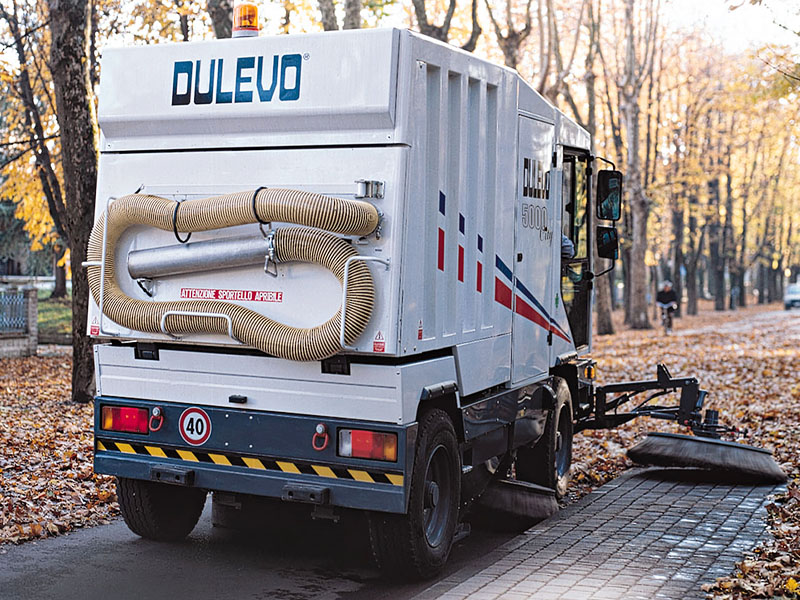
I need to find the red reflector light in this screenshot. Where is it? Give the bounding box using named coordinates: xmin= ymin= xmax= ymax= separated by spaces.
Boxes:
xmin=339 ymin=429 xmax=397 ymax=462
xmin=101 ymin=406 xmax=149 ymax=434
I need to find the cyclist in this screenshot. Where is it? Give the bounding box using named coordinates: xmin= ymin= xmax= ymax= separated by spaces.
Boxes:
xmin=656 ymin=281 xmax=678 ymax=333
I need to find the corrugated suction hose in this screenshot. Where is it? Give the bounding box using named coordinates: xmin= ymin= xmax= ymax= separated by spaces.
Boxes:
xmin=87 ymin=189 xmax=380 ymax=361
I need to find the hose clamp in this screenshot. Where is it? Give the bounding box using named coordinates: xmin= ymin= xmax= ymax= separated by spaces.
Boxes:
xmin=172 ymin=201 xmax=191 ymax=244
xmin=264 ymin=230 xmax=279 ymax=278
xmin=252 ymin=186 xmax=273 ymax=238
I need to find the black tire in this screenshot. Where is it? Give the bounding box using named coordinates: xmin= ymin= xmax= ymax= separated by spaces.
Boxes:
xmin=516 ymin=378 xmax=573 ymax=499
xmin=116 ymin=477 xmax=207 ymax=541
xmin=368 ymin=409 xmax=461 ymax=579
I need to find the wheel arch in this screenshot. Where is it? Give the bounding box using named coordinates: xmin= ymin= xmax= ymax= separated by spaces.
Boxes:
xmin=415 ymin=382 xmax=464 ymax=442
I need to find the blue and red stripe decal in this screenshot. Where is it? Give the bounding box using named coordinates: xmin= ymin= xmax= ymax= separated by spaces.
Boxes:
xmin=437 ymin=192 xmax=446 ymax=271
xmin=494 ymin=256 xmax=571 ymax=343
xmin=435 ymin=190 xmax=569 ymax=344
xmin=476 ymin=234 xmax=483 ymax=293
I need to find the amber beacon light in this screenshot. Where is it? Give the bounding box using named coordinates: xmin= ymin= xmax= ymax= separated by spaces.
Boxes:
xmin=232 ymin=0 xmax=259 ymax=38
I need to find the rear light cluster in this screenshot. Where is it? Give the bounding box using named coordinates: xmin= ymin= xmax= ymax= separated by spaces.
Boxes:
xmin=101 ymin=406 xmax=149 ymax=434
xmin=338 ymin=429 xmax=397 ymax=462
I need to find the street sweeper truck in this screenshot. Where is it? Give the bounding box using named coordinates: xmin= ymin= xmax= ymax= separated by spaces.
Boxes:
xmin=86 ymin=27 xmax=785 ymax=578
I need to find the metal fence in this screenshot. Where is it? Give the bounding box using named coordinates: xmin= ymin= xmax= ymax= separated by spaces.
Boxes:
xmin=0 ymin=291 xmax=28 ymax=333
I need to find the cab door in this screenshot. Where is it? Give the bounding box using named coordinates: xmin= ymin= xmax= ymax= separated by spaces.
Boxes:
xmin=560 ymin=151 xmax=592 ymax=351
xmin=511 ymin=116 xmax=555 ymax=384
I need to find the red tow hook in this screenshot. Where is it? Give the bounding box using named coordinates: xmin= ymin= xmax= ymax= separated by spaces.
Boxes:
xmin=149 ymin=407 xmax=164 ymax=432
xmin=312 ymin=423 xmax=329 ymax=451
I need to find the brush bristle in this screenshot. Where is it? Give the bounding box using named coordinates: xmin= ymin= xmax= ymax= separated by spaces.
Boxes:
xmin=628 ymin=433 xmax=787 ymax=484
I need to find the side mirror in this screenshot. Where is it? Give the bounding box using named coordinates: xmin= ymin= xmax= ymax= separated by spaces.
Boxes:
xmin=597 ymin=226 xmax=619 ymax=260
xmin=597 ymin=170 xmax=623 ymax=221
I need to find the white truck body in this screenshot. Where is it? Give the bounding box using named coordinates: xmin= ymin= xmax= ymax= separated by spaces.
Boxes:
xmin=90 ymin=28 xmax=592 ymax=421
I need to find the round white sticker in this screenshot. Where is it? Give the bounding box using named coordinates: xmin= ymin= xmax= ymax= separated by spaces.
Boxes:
xmin=178 ymin=407 xmax=212 ymax=446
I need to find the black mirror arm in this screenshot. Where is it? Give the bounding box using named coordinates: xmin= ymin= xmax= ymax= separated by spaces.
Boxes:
xmin=593 ymin=155 xmax=616 ymax=171
xmin=595 ymin=260 xmax=615 ymax=278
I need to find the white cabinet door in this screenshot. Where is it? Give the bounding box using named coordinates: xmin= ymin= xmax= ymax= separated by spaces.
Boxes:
xmin=511 ymin=116 xmax=556 ymax=384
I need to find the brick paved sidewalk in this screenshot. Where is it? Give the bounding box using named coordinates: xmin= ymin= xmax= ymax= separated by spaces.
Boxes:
xmin=418 ymin=469 xmax=783 ymax=600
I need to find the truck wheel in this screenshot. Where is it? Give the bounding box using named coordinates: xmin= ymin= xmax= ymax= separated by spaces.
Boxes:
xmin=368 ymin=409 xmax=461 ymax=579
xmin=116 ymin=477 xmax=207 ymax=541
xmin=516 ymin=378 xmax=573 ymax=499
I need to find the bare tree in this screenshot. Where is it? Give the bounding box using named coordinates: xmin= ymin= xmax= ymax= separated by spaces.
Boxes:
xmin=207 ymin=0 xmax=232 ymax=38
xmin=0 ymin=3 xmax=67 ymax=242
xmin=412 ymin=0 xmax=481 ymax=51
xmin=484 ymin=0 xmax=533 ymax=69
xmin=619 ymin=0 xmax=659 ymax=329
xmin=316 ymin=0 xmax=361 ymax=31
xmin=47 ymin=0 xmax=99 ymax=403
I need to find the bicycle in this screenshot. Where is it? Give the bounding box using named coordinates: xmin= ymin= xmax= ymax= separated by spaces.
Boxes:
xmin=657 ymin=302 xmax=677 ymax=335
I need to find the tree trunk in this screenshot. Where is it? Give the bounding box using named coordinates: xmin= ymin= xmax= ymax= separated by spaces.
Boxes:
xmin=707 ymin=175 xmax=725 ymax=311
xmin=343 ymin=0 xmax=361 ymax=29
xmin=47 ymin=0 xmax=99 ymax=403
xmin=207 ymin=0 xmax=232 ymax=38
xmin=686 ymin=259 xmax=698 ymax=315
xmin=672 ymin=204 xmax=684 ymax=317
xmin=736 ymin=268 xmax=746 ymax=308
xmin=51 ymin=244 xmax=67 ymax=299
xmin=317 ymin=0 xmax=339 ymax=30
xmin=620 ymin=0 xmax=653 ymax=330
xmin=622 ymin=244 xmax=632 ymax=323
xmin=723 ymin=127 xmax=735 ymax=309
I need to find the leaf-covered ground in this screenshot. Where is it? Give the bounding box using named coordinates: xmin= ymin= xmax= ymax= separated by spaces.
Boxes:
xmin=574 ymin=303 xmax=800 ymax=599
xmin=0 ymin=346 xmax=118 ymax=551
xmin=0 ymin=304 xmax=797 ymax=598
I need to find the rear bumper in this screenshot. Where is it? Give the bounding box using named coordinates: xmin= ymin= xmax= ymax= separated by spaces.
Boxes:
xmin=94 ymin=397 xmax=414 ymax=514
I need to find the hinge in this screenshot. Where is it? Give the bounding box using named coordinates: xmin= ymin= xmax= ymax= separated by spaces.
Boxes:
xmin=552 ymin=152 xmax=557 ymax=167
xmin=547 ymin=330 xmax=553 ymax=345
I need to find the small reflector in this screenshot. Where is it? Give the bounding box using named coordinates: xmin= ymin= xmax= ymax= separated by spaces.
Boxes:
xmin=339 ymin=429 xmax=398 ymax=462
xmin=101 ymin=406 xmax=149 ymax=434
xmin=232 ymin=1 xmax=259 ymax=38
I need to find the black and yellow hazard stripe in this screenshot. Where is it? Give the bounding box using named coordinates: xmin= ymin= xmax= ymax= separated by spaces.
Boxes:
xmin=96 ymin=439 xmax=404 ymax=487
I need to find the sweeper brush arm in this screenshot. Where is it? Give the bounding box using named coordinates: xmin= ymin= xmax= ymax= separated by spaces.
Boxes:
xmin=579 ymin=364 xmax=787 ymax=483
xmin=577 ymin=364 xmax=728 ymax=438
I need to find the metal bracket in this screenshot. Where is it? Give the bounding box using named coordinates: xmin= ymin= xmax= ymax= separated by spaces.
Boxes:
xmin=160 ymin=310 xmax=237 ymax=342
xmin=263 ymin=230 xmax=279 ymax=277
xmin=339 ymin=256 xmax=390 ymax=351
xmin=80 ymin=195 xmax=122 ymax=338
xmin=576 ymin=363 xmax=723 ymax=436
xmin=354 ymin=179 xmax=384 ymax=200
xmin=136 ymin=278 xmax=155 ymax=297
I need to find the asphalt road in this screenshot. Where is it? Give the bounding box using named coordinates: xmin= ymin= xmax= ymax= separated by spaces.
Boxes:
xmin=0 ymin=501 xmax=514 ymax=600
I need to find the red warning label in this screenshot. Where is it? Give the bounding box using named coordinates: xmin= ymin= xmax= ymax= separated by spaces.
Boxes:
xmin=90 ymin=317 xmax=99 ymax=336
xmin=180 ymin=288 xmax=283 ymax=303
xmin=373 ymin=331 xmax=386 ymax=353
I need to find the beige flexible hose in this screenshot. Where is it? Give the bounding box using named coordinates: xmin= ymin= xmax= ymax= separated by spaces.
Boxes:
xmin=87 ymin=189 xmax=380 ymax=361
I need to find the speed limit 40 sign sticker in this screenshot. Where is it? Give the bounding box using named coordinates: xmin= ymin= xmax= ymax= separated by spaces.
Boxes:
xmin=178 ymin=407 xmax=212 ymax=446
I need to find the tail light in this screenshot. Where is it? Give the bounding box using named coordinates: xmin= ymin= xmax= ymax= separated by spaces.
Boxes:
xmin=101 ymin=406 xmax=149 ymax=434
xmin=338 ymin=429 xmax=397 ymax=462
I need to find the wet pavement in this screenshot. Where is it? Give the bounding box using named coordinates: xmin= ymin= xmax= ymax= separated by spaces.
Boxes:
xmin=0 ymin=468 xmax=781 ymax=599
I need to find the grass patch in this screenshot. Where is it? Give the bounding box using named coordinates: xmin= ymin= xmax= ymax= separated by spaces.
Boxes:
xmin=37 ymin=290 xmax=72 ymax=336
